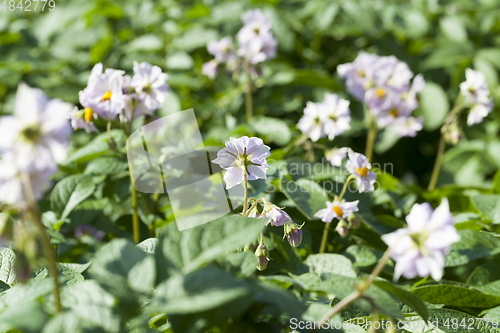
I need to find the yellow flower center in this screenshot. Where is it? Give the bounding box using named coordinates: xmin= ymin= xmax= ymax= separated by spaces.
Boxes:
xmin=333 ymin=205 xmax=343 ymax=217
xmin=389 ymin=109 xmax=398 ymax=117
xmin=84 ymin=108 xmax=94 ymax=123
xmin=356 ymin=167 xmax=368 ymax=177
xmin=376 ymin=88 xmax=385 ymax=98
xmin=101 ymin=91 xmax=112 ymax=101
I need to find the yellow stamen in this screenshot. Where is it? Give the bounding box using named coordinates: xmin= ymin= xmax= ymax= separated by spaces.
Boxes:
xmin=333 ymin=206 xmax=344 ymax=217
xmin=101 ymin=91 xmax=112 ymax=101
xmin=389 ymin=109 xmax=398 ymax=117
xmin=376 ymin=88 xmax=385 ymax=98
xmin=356 ymin=167 xmax=368 ymax=177
xmin=84 ymin=108 xmax=94 ymax=123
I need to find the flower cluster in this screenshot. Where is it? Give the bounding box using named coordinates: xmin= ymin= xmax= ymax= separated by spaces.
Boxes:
xmin=71 ymin=61 xmax=169 ymax=131
xmin=0 ymin=83 xmax=73 ymax=208
xmin=297 ymin=93 xmax=351 ymax=142
xmin=381 ymin=199 xmax=460 ymax=281
xmin=315 ymin=151 xmax=376 ymax=237
xmin=459 ymin=68 xmax=494 ymax=125
xmin=202 ymin=9 xmax=277 ymax=79
xmin=338 ymin=52 xmax=425 ymax=137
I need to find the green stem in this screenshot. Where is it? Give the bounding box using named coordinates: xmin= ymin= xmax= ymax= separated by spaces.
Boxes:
xmin=427 ymin=135 xmax=446 ymax=191
xmin=427 ymin=99 xmax=466 ymax=191
xmin=244 ymin=62 xmax=253 ymax=121
xmin=131 ymin=185 xmax=140 ymax=243
xmin=319 ymin=175 xmax=354 ymax=253
xmin=242 ymin=172 xmax=248 ymax=215
xmin=19 ymin=173 xmax=61 ymax=313
xmin=244 ymin=197 xmax=264 ymax=217
xmin=313 ymin=248 xmax=393 ymax=331
xmin=365 ymin=124 xmax=378 ymax=163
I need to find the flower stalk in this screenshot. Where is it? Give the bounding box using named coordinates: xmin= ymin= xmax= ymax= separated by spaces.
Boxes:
xmin=313 ymin=248 xmax=393 ymax=331
xmin=19 ymin=173 xmax=62 ymax=313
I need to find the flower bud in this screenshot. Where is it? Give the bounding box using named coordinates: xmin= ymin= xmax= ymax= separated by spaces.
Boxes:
xmin=336 ymin=220 xmax=349 ymax=237
xmin=284 ymin=221 xmax=304 ymax=248
xmin=442 ymin=117 xmax=462 ymax=145
xmin=255 ymin=243 xmax=270 ymax=271
xmin=347 ymin=214 xmax=361 ymax=229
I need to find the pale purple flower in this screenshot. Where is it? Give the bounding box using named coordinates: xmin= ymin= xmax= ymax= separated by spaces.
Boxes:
xmin=262 ymin=201 xmax=291 ymax=226
xmin=315 ymin=200 xmax=359 ymax=223
xmin=237 ymin=9 xmax=277 ymax=64
xmin=202 ymin=60 xmax=219 ymax=79
xmin=128 ymin=62 xmax=169 ymax=117
xmin=0 ymin=83 xmax=73 ymax=170
xmin=467 ymin=103 xmax=493 ymax=126
xmin=207 ymin=37 xmax=237 ymax=64
xmin=0 ymin=153 xmax=56 ymax=208
xmin=321 ymin=93 xmax=351 ymax=140
xmin=381 ymin=199 xmax=460 ymax=281
xmin=75 ymin=224 xmax=105 ymax=241
xmin=79 ymin=63 xmax=127 ymax=120
xmin=337 ymin=52 xmax=380 ymax=100
xmin=346 ymin=152 xmax=377 ymax=193
xmin=212 ymin=136 xmax=270 ymax=189
xmin=297 ymin=101 xmax=327 ymax=142
xmin=325 ymin=147 xmax=351 ymax=167
xmin=69 ymin=107 xmax=97 ymax=133
xmin=392 ymin=117 xmax=423 ymax=137
xmin=459 ymin=68 xmax=491 ymax=105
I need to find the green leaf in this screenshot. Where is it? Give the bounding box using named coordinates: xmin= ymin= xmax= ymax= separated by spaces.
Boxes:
xmin=467 ymin=261 xmax=500 ymax=286
xmin=344 ymin=245 xmax=384 ymax=268
xmin=472 ymin=194 xmax=500 ymax=224
xmin=67 ymin=130 xmax=125 ymax=163
xmin=90 ymin=34 xmax=112 ymax=64
xmin=493 ymin=170 xmax=500 ymax=194
xmin=281 ymin=178 xmax=330 ymax=220
xmin=446 ymin=229 xmax=500 ymax=267
xmin=137 ymin=238 xmax=158 ymax=254
xmin=152 ymin=265 xmax=252 ymax=315
xmin=249 ymin=116 xmax=292 ymax=146
xmin=0 ymin=301 xmax=48 ymax=333
xmin=315 ymin=275 xmax=404 ymax=320
xmin=314 ymin=2 xmax=339 ymax=31
xmin=476 ymin=48 xmax=500 ymax=70
xmin=440 ymin=16 xmax=467 ymax=42
xmin=419 ymin=82 xmax=450 ymax=131
xmin=50 ymin=174 xmax=96 ymax=219
xmin=155 ymin=215 xmax=265 ymax=282
xmin=84 ymin=156 xmax=128 ymax=176
xmin=373 ymin=279 xmax=429 ymax=322
xmin=42 ymin=313 xmax=84 ymax=333
xmin=304 ymin=253 xmax=357 ymax=278
xmin=89 ymin=238 xmax=156 ymax=302
xmin=0 ymin=247 xmax=15 ymax=285
xmin=412 ymin=284 xmax=500 ymax=308
xmin=426 ymin=308 xmax=500 ymax=332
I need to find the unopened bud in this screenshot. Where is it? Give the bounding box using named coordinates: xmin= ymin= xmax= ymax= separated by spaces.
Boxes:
xmin=255 ymin=243 xmax=270 ymax=271
xmin=347 ymin=214 xmax=361 ymax=229
xmin=286 ymin=228 xmax=302 ymax=248
xmin=336 ymin=220 xmax=349 ymax=237
xmin=442 ymin=118 xmax=462 ymax=145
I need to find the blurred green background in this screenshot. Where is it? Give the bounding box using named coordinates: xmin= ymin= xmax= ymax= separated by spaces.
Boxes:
xmin=1 ymin=0 xmax=500 ymax=188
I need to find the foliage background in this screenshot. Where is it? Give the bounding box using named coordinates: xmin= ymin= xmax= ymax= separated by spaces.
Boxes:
xmin=2 ymin=0 xmax=500 ymax=332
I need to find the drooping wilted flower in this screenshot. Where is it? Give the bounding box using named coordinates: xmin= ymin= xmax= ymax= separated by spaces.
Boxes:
xmin=298 ymin=94 xmax=351 ymax=142
xmin=0 ymin=83 xmax=73 ymax=170
xmin=262 ymin=201 xmax=291 ymax=226
xmin=346 ymin=152 xmax=377 ymax=193
xmin=212 ymin=136 xmax=270 ymax=189
xmin=69 ymin=107 xmax=97 ymax=133
xmin=381 ymin=199 xmax=460 ymax=281
xmin=315 ymin=199 xmax=359 ymax=223
xmin=79 ymin=63 xmax=127 ymax=120
xmin=129 ymin=61 xmax=169 ymax=117
xmin=325 ymin=147 xmax=351 ymax=167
